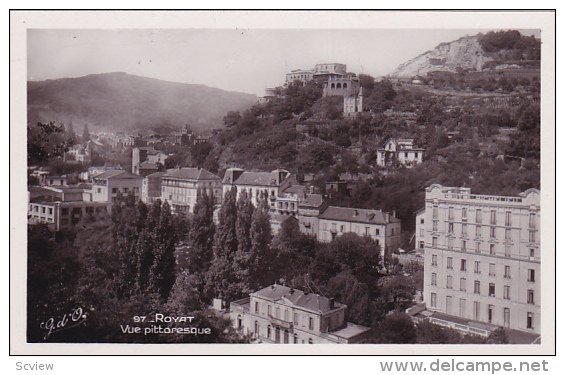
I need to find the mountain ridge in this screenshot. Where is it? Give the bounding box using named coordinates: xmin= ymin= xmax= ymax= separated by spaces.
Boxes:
xmin=27 ymin=72 xmax=257 ymax=133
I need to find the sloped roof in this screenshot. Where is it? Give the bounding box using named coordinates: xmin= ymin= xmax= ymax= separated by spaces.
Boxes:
xmin=139 ymin=162 xmax=160 ymax=170
xmin=225 ymin=171 xmax=273 ymax=186
xmin=94 ymin=170 xmax=141 ymax=180
xmin=319 ymin=206 xmax=400 ymax=224
xmin=252 ymin=284 xmax=344 ymax=314
xmin=282 ymin=184 xmax=306 ymax=195
xmin=299 ymin=194 xmax=324 ymax=208
xmin=163 ymin=167 xmax=220 ymax=181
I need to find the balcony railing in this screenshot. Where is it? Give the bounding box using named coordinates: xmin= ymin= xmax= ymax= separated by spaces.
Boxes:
xmin=268 ymin=314 xmax=293 ymax=330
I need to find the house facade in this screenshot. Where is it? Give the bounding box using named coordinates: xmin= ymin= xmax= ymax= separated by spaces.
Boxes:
xmin=222 ymin=168 xmax=296 ymax=207
xmin=142 ymin=171 xmax=165 ymax=204
xmin=161 ymin=167 xmax=222 ymax=215
xmin=376 ymin=138 xmax=425 ymax=167
xmin=422 ymin=184 xmax=541 ymax=336
xmin=230 ymin=284 xmax=371 ymax=344
xmin=91 ymin=170 xmax=143 ymax=204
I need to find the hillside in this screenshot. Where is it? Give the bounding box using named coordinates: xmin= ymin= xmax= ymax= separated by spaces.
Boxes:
xmin=390 ymin=31 xmax=540 ymax=77
xmin=27 ymin=72 xmax=257 ymax=132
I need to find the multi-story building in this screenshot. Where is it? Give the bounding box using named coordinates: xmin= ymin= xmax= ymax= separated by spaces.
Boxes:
xmin=161 ymin=167 xmax=222 ymax=215
xmin=132 ymin=146 xmax=168 ymax=176
xmin=313 ymin=63 xmax=347 ymax=80
xmin=297 ymin=193 xmax=329 ymax=238
xmin=415 ymin=207 xmax=426 ymax=251
xmin=269 ymin=184 xmax=307 ymax=233
xmin=285 ymin=69 xmax=315 ymax=85
xmin=230 ymin=284 xmax=371 ymax=344
xmin=141 ymin=171 xmax=165 ymax=204
xmin=28 ymin=200 xmax=110 ymax=231
xmin=317 ymin=206 xmax=402 ymax=259
xmin=322 ymin=76 xmax=360 ymax=97
xmin=343 ymin=87 xmax=364 ymax=117
xmin=376 ymin=138 xmax=425 ymax=167
xmin=422 ymin=184 xmax=541 ymax=338
xmin=91 ymin=170 xmax=143 ymax=204
xmin=222 ymin=168 xmax=297 ymax=207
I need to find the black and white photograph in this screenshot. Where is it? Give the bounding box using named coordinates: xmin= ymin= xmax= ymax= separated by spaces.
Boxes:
xmin=9 ymin=10 xmax=556 ymax=356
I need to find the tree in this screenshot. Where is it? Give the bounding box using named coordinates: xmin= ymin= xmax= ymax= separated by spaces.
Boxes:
xmin=232 ymin=191 xmax=255 ymax=289
xmin=223 ymin=111 xmax=242 ymax=127
xmin=82 ymin=123 xmax=91 ymax=144
xmin=372 ymin=312 xmax=417 ymax=344
xmin=27 ymin=122 xmax=74 ymax=165
xmin=205 ymin=187 xmax=240 ymax=303
xmin=185 ymin=189 xmax=215 ymax=275
xmin=248 ymin=198 xmax=273 ymax=288
xmin=487 ymin=327 xmax=509 ymax=344
xmin=148 ymin=201 xmax=177 ymax=302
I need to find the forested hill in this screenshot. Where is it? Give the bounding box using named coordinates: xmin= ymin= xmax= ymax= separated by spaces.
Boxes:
xmin=27 ymin=72 xmax=257 ymax=132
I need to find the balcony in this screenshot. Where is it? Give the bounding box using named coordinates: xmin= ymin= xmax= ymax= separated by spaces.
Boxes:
xmin=268 ymin=314 xmax=293 ymax=331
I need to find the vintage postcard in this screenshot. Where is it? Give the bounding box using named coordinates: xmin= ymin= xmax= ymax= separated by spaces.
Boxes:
xmin=9 ymin=10 xmax=556 ymax=355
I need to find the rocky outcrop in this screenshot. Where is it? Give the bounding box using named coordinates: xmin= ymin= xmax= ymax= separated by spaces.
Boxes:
xmin=390 ymin=36 xmax=492 ymax=77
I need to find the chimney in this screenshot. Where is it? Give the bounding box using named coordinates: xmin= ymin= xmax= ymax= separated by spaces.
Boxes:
xmin=386 ymin=212 xmax=390 ymax=222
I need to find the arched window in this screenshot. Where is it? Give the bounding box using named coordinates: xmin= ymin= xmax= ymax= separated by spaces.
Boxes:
xmin=343 ymin=83 xmax=348 ymax=89
xmin=331 ymin=83 xmax=335 ymax=89
xmin=337 ymin=83 xmax=342 ymax=89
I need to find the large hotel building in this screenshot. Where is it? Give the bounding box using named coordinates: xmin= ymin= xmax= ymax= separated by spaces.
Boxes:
xmin=422 ymin=184 xmax=540 ymax=337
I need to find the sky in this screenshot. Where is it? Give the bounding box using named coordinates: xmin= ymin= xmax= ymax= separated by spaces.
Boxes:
xmin=27 ymin=28 xmax=541 ymax=96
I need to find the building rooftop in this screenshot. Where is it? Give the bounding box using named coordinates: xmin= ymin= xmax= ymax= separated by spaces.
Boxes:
xmin=327 ymin=322 xmax=372 ymax=340
xmin=299 ymin=194 xmax=325 ymax=208
xmin=223 ymin=170 xmax=288 ymax=186
xmin=93 ymin=170 xmax=141 ymax=180
xmin=252 ymin=284 xmax=344 ymax=314
xmin=139 ymin=162 xmax=160 ymax=170
xmin=163 ymin=167 xmax=220 ymax=181
xmin=319 ymin=206 xmax=400 ymax=225
xmin=146 ymin=171 xmax=166 ymax=178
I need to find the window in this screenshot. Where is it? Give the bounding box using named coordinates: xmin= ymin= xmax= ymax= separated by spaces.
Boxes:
xmin=489 ymin=283 xmax=496 ymax=297
xmin=529 ymin=248 xmax=535 ymax=258
xmin=490 ymin=227 xmax=496 ymax=238
xmin=308 ymin=317 xmax=314 ymax=330
xmin=490 ymin=210 xmax=497 ymax=225
xmin=527 ymin=313 xmax=534 ymax=329
xmin=489 ymin=263 xmax=496 ymax=276
xmin=431 ymin=293 xmax=437 ymax=308
xmin=448 ymin=223 xmax=454 ymax=234
xmin=112 ymin=188 xmax=117 ymax=194
xmin=432 ymin=236 xmax=438 ymax=247
xmin=474 ymin=261 xmax=480 ymax=274
xmin=503 ymin=285 xmax=510 ymax=300
xmin=504 ymin=308 xmax=510 ymax=327
xmin=474 ymin=301 xmax=480 ymax=320
xmin=447 ymin=257 xmax=453 ymax=269
xmin=505 ymin=228 xmax=511 ymax=240
xmin=432 ymin=254 xmax=438 ymax=266
xmin=489 ymin=244 xmax=495 ymax=255
xmin=528 ymin=269 xmax=535 ymax=282
xmin=505 ymin=211 xmax=512 ymax=226
xmin=448 ymin=238 xmax=454 ymax=250
xmin=448 ymin=207 xmax=454 ymax=221
xmin=462 ymin=224 xmax=468 ymax=236
xmin=475 ymin=242 xmax=481 ymax=254
xmin=391 ymin=228 xmax=395 ymax=235
xmin=432 ymin=221 xmax=438 ymax=232
xmin=462 ymin=240 xmax=467 ymax=252
xmin=474 ymin=280 xmax=480 ymax=294
xmin=459 ymin=299 xmax=466 ymax=317
xmin=340 ymin=225 xmax=344 ymax=233
xmin=505 ymin=246 xmax=511 ymax=258
xmin=460 ymin=259 xmax=467 ymax=271
xmin=294 ymin=313 xmax=299 ymax=325
xmin=267 ymin=325 xmax=271 ymax=338
xmin=488 ymin=305 xmax=494 ymax=323
xmin=268 ymin=305 xmax=272 ymax=316
xmin=460 ymin=278 xmax=466 ymax=292
xmin=527 ymin=289 xmax=535 ymax=304
xmin=284 ymin=309 xmax=289 ymax=321
xmin=254 ymin=321 xmax=259 ymax=336
xmin=404 ymin=152 xmax=408 ymax=158
xmin=446 ymin=296 xmax=452 ymax=314
xmin=255 ymin=302 xmax=259 ymax=313
xmin=433 ymin=205 xmax=438 ymax=219
xmin=293 ymin=334 xmax=298 ymax=344
xmin=502 ymin=265 xmax=510 ymax=279
xmin=529 ymin=230 xmax=536 ymax=243
xmin=446 ymin=275 xmax=453 ymax=289
xmin=462 ymin=208 xmax=468 ymax=221
xmin=476 ymin=209 xmax=482 ymax=224
xmin=41 ymin=207 xmax=45 ymax=214
xmin=375 ymin=228 xmax=380 ymax=235
xmin=431 ymin=273 xmax=437 ymax=286
xmin=308 ymin=338 xmax=314 ymax=344
xmin=529 ymin=212 xmax=536 ymax=229
xmin=275 ymin=307 xmax=280 ymax=319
